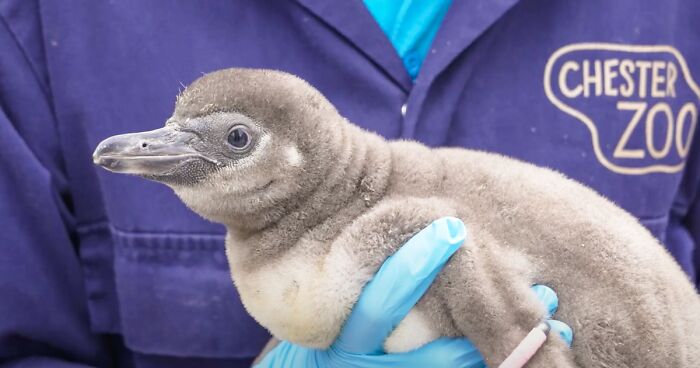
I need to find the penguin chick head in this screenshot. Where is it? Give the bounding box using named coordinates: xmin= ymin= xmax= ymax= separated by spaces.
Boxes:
xmin=93 ymin=68 xmax=341 ymax=226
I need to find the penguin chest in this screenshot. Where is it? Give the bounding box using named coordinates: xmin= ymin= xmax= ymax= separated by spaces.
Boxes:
xmin=227 ymin=240 xmax=441 ymax=351
xmin=228 ymin=242 xmax=361 ymax=348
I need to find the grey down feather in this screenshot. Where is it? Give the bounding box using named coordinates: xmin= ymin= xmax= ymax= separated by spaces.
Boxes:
xmin=94 ymin=68 xmax=700 ymax=367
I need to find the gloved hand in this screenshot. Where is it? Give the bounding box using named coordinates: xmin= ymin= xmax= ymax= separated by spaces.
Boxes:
xmin=255 ymin=217 xmax=573 ymax=367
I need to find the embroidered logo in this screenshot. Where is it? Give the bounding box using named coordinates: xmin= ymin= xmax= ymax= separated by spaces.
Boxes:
xmin=544 ymin=43 xmax=699 ymax=175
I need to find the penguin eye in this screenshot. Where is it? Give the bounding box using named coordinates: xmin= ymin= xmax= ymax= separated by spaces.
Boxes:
xmin=227 ymin=125 xmax=251 ymax=151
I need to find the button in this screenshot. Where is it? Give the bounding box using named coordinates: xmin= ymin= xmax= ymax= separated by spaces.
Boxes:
xmin=401 ymin=103 xmax=407 ymax=117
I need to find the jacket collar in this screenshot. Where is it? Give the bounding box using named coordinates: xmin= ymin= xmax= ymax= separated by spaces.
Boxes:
xmin=294 ymin=0 xmax=522 ymax=139
xmin=416 ymin=0 xmax=521 ymax=86
xmin=295 ymin=0 xmax=521 ymax=92
xmin=402 ymin=0 xmax=522 ymax=138
xmin=295 ymin=0 xmax=413 ymax=92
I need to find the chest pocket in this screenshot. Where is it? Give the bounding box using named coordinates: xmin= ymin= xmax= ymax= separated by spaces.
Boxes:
xmin=77 ymin=223 xmax=270 ymax=358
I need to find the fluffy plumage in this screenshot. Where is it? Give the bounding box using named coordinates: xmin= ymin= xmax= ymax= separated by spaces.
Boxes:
xmin=95 ymin=68 xmax=700 ymax=367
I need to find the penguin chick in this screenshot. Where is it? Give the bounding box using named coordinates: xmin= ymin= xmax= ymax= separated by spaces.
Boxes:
xmin=93 ymin=68 xmax=700 ymax=367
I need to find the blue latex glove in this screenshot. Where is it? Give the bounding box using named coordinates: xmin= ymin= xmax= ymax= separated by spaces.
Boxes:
xmin=255 ymin=217 xmax=573 ymax=367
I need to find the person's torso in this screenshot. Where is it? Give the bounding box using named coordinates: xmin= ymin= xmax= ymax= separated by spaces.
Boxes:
xmin=35 ymin=0 xmax=700 ymax=365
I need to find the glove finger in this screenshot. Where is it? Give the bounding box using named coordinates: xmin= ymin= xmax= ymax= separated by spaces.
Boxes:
xmin=345 ymin=338 xmax=485 ymax=368
xmin=407 ymin=338 xmax=486 ymax=368
xmin=530 ymin=284 xmax=558 ymax=317
xmin=547 ymin=319 xmax=573 ymax=348
xmin=253 ymin=341 xmax=316 ymax=368
xmin=335 ymin=217 xmax=466 ymax=354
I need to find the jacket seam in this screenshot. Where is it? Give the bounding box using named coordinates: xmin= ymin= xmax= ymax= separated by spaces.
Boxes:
xmin=637 ymin=213 xmax=669 ymax=222
xmin=0 ymin=12 xmax=50 ymax=100
xmin=76 ymin=220 xmax=225 ymax=239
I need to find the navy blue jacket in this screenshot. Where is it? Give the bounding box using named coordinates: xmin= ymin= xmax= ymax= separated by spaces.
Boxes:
xmin=1 ymin=1 xmax=698 ymax=367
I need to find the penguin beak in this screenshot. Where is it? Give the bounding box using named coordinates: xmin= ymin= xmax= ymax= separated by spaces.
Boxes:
xmin=93 ymin=126 xmax=201 ymax=175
